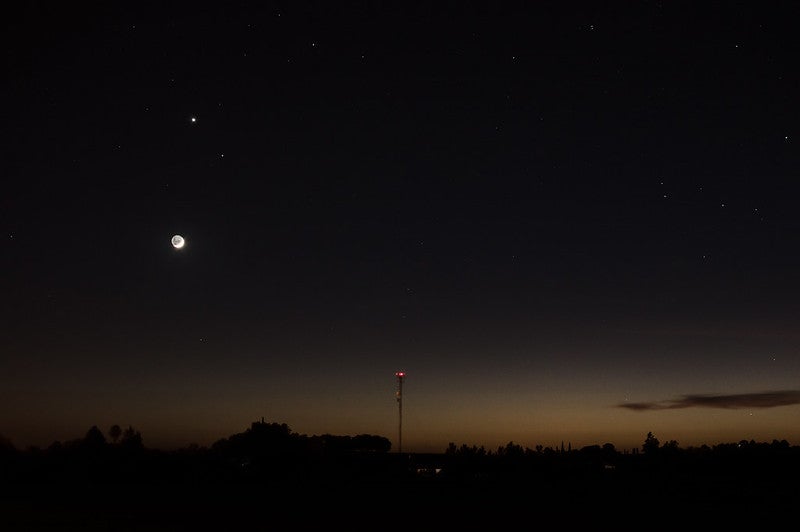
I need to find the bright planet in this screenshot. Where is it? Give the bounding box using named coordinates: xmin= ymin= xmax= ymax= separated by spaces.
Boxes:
xmin=171 ymin=235 xmax=185 ymax=249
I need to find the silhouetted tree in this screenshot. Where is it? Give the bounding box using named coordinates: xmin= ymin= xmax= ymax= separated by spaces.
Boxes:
xmin=662 ymin=440 xmax=680 ymax=452
xmin=84 ymin=425 xmax=107 ymax=448
xmin=108 ymin=424 xmax=122 ymax=444
xmin=497 ymin=441 xmax=525 ymax=458
xmin=211 ymin=420 xmax=298 ymax=465
xmin=120 ymin=426 xmax=143 ymax=450
xmin=642 ymin=431 xmax=660 ymax=455
xmin=580 ymin=444 xmax=602 ymax=457
xmin=599 ymin=443 xmax=618 ymax=464
xmin=351 ymin=434 xmax=391 ymax=453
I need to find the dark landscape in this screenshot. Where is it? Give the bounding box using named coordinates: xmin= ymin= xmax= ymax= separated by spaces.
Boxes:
xmin=4 ymin=2 xmax=800 ymax=530
xmin=2 ymin=422 xmax=799 ymax=530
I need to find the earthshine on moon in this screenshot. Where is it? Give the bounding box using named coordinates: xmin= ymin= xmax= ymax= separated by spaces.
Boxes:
xmin=171 ymin=235 xmax=185 ymax=249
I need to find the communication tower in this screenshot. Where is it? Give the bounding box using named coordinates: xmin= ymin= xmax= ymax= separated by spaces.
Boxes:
xmin=395 ymin=371 xmax=405 ymax=453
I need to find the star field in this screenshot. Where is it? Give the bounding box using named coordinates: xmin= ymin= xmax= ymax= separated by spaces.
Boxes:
xmin=2 ymin=1 xmax=800 ymax=453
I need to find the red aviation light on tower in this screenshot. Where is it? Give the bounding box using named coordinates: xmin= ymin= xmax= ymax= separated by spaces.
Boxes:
xmin=395 ymin=372 xmax=405 ymax=377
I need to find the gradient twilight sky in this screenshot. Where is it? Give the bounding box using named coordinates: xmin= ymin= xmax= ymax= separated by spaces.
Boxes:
xmin=3 ymin=1 xmax=800 ymax=453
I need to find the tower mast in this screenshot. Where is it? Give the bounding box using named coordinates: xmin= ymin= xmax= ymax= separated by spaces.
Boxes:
xmin=395 ymin=371 xmax=405 ymax=453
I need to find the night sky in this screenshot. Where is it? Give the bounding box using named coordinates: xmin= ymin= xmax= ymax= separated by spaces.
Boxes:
xmin=3 ymin=1 xmax=800 ymax=453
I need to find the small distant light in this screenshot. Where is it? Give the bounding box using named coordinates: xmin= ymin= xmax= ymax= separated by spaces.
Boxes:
xmin=191 ymin=117 xmax=197 ymax=123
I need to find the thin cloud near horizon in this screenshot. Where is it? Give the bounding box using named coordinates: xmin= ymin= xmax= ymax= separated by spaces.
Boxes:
xmin=618 ymin=390 xmax=800 ymax=411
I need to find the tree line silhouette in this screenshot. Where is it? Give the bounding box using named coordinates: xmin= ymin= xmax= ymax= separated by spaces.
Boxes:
xmin=2 ymin=422 xmax=800 ymax=529
xmin=3 ymin=421 xmax=800 ymax=498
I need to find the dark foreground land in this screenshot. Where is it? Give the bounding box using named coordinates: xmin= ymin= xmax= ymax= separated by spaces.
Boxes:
xmin=2 ymin=427 xmax=800 ymax=530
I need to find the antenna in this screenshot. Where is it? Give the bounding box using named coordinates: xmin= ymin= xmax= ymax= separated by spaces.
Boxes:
xmin=395 ymin=371 xmax=405 ymax=453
